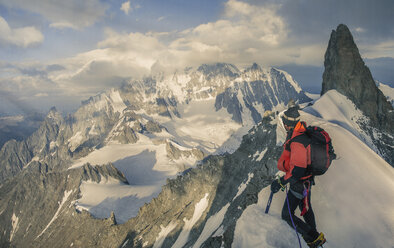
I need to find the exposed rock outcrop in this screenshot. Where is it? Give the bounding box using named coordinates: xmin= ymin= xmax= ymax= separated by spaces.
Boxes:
xmin=322 ymin=24 xmax=394 ymax=133
xmin=0 ymin=115 xmax=280 ymax=248
xmin=216 ymin=66 xmax=310 ymax=123
xmin=120 ymin=114 xmax=281 ymax=248
xmin=0 ymin=163 xmax=128 ymax=248
xmin=321 ymin=24 xmax=394 ymax=166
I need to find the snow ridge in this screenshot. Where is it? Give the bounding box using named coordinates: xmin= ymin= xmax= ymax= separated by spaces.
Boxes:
xmin=9 ymin=213 xmax=20 ymax=242
xmin=172 ymin=193 xmax=210 ymax=248
xmin=233 ymin=90 xmax=394 ymax=248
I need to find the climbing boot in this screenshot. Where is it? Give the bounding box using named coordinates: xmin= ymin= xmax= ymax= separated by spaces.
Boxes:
xmin=307 ymin=232 xmax=326 ymax=248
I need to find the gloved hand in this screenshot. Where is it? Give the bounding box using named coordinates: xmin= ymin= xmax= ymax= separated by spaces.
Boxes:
xmin=271 ymin=177 xmax=285 ymax=193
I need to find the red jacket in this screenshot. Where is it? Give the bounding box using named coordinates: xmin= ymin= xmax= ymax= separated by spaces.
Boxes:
xmin=278 ymin=121 xmax=312 ymax=181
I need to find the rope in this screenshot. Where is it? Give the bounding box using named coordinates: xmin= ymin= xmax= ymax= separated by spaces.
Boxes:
xmin=286 ymin=186 xmax=303 ymax=248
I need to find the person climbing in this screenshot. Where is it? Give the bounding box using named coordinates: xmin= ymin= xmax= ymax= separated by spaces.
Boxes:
xmin=270 ymin=102 xmax=326 ymax=248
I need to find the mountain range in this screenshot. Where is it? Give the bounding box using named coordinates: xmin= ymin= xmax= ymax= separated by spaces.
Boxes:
xmin=0 ymin=24 xmax=393 ymax=248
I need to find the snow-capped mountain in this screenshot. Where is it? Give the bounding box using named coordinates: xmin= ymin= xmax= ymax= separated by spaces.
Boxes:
xmin=0 ymin=62 xmax=310 ymax=227
xmin=0 ymin=63 xmax=310 ymax=184
xmin=1 ymin=90 xmax=393 ymax=248
xmin=1 ymin=24 xmax=393 ymax=248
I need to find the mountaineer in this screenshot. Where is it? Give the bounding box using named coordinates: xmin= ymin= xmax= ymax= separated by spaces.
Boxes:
xmin=270 ymin=102 xmax=334 ymax=248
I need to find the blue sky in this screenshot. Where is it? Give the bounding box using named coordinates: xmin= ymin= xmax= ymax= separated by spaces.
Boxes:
xmin=0 ymin=0 xmax=393 ymax=114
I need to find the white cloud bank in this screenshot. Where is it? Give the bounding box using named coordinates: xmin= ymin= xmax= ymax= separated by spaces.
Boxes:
xmin=0 ymin=0 xmax=327 ymax=113
xmin=91 ymin=0 xmax=324 ymax=75
xmin=4 ymin=0 xmax=389 ymax=114
xmin=0 ymin=16 xmax=43 ymax=47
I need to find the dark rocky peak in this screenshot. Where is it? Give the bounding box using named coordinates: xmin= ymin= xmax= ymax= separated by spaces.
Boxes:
xmin=197 ymin=63 xmax=240 ymax=79
xmin=45 ymin=106 xmax=63 ymax=124
xmin=242 ymin=63 xmax=267 ymax=82
xmin=121 ymin=77 xmax=157 ymax=96
xmin=322 ymin=24 xmax=393 ymax=132
xmin=244 ymin=63 xmax=263 ymax=74
xmin=80 ymin=163 xmax=128 ymax=184
xmin=28 ymin=107 xmax=63 ymax=146
xmin=269 ymin=67 xmax=283 ymax=76
xmin=80 ymin=92 xmax=106 ymax=109
xmin=245 ymin=62 xmax=263 ymax=72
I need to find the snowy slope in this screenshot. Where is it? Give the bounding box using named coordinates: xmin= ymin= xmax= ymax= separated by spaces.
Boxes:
xmin=376 ymin=81 xmax=394 ymax=107
xmin=70 ymin=134 xmax=192 ymax=223
xmin=159 ymin=98 xmax=242 ymax=154
xmin=67 ymin=68 xmax=306 ymax=223
xmin=233 ymin=91 xmax=394 ymax=248
xmin=44 ymin=64 xmax=309 ymax=225
xmin=303 ymin=90 xmax=377 ymax=153
xmin=68 ymin=99 xmax=243 ymax=223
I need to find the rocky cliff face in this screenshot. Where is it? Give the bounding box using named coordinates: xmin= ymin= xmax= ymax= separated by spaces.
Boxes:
xmin=0 ymin=113 xmax=281 ymax=248
xmin=321 ymin=24 xmax=394 ymax=166
xmin=0 ymin=114 xmax=43 ymax=149
xmin=322 ymin=24 xmax=394 ymax=133
xmin=0 ymin=163 xmax=128 ymax=248
xmin=0 ymin=108 xmax=71 ymax=183
xmin=119 ymin=114 xmax=281 ymax=248
xmin=216 ymin=65 xmax=310 ymax=123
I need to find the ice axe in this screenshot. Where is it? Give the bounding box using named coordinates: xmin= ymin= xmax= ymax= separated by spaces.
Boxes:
xmin=265 ymin=191 xmax=274 ymax=214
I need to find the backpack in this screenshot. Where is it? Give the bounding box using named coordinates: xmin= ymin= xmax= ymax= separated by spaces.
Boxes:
xmin=305 ymin=126 xmax=336 ymax=176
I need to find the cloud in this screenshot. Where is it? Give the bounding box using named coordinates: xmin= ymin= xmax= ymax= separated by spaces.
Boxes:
xmin=0 ymin=16 xmax=43 ymax=47
xmin=360 ymin=41 xmax=394 ymax=58
xmin=148 ymin=0 xmax=323 ymax=70
xmin=157 ymin=16 xmax=166 ymax=22
xmin=225 ymin=0 xmax=254 ymax=16
xmin=0 ymin=61 xmax=91 ymax=113
xmin=59 ymin=0 xmax=308 ymax=81
xmin=121 ymin=1 xmax=131 ymax=15
xmin=276 ymin=0 xmax=394 ymax=43
xmin=0 ymin=0 xmax=318 ymax=113
xmin=2 ymin=0 xmax=393 ymax=114
xmin=1 ymin=0 xmax=107 ymax=30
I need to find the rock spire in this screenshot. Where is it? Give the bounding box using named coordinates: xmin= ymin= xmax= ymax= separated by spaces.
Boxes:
xmin=321 ymin=24 xmax=393 ymax=132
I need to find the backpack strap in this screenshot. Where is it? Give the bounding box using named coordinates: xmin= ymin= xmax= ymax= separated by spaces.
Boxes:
xmin=285 ymin=132 xmax=310 ymax=151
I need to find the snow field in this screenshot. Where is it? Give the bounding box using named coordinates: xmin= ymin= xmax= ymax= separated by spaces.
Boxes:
xmin=68 ymin=97 xmax=252 ymax=224
xmin=234 ymin=91 xmax=394 ymax=248
xmin=10 ymin=213 xmax=20 ymax=242
xmin=171 ymin=193 xmax=210 ymax=248
xmin=377 ymin=81 xmax=394 ymax=107
xmin=71 ymin=139 xmax=177 ymax=223
xmin=192 ymin=203 xmax=230 ymax=248
xmin=233 ymin=187 xmax=310 ymax=248
xmin=234 ymin=173 xmax=254 ymax=200
xmin=168 ymin=99 xmax=242 ymax=153
xmin=153 ymin=221 xmax=178 ymax=248
xmin=303 ymin=90 xmax=374 ymax=147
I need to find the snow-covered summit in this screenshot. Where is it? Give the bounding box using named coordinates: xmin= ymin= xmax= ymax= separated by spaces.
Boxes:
xmin=304 ymin=89 xmax=393 ymax=165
